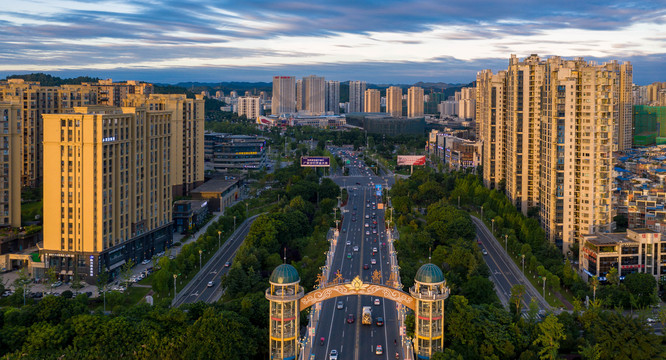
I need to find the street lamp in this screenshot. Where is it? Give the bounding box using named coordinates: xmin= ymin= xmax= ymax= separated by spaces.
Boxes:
xmin=199 ymin=250 xmax=203 ymax=269
xmin=481 ymin=205 xmax=484 ymax=220
xmin=233 ymin=216 xmax=236 ymax=230
xmin=173 ymin=274 xmax=178 ymax=297
xmin=521 ymin=254 xmax=525 ymax=274
xmin=542 ymin=276 xmax=547 ymax=299
xmin=504 ymin=234 xmax=508 ymax=250
xmin=245 ymin=202 xmax=248 ymax=216
xmin=217 ymin=230 xmax=222 ymax=249
xmin=491 ymin=218 xmax=495 ymax=234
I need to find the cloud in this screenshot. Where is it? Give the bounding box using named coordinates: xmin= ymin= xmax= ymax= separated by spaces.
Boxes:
xmin=0 ymin=0 xmax=664 ymax=83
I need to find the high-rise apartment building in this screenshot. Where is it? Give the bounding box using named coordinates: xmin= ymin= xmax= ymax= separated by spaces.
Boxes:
xmin=0 ymin=80 xmax=97 ymax=187
xmin=457 ymin=87 xmax=476 ymax=120
xmin=123 ymin=94 xmax=205 ymax=197
xmin=477 ymin=54 xmax=632 ymax=253
xmin=0 ymin=101 xmax=21 ymax=227
xmin=386 ymin=86 xmax=403 ymax=117
xmin=364 ymin=89 xmax=381 ymax=112
xmin=349 ymin=81 xmax=367 ymax=113
xmin=42 ymin=105 xmax=173 ymax=283
xmin=296 ymin=79 xmax=304 ymax=112
xmin=272 ymin=76 xmax=296 ymax=115
xmin=407 ymin=86 xmax=424 ymax=118
xmin=303 ymin=75 xmax=326 ymax=115
xmin=237 ymin=96 xmax=262 ymax=120
xmin=326 ymin=81 xmax=340 ymax=114
xmin=84 ymin=79 xmax=153 ymax=107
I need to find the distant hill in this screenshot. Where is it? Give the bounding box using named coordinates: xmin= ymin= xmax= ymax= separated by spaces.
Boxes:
xmin=160 ymin=82 xmax=273 ymax=96
xmin=4 ymin=73 xmax=101 ymax=86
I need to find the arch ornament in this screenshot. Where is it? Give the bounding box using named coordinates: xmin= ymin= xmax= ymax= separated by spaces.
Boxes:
xmin=299 ymin=276 xmax=415 ymax=310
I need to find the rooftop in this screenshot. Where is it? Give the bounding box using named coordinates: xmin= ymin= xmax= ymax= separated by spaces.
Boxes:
xmin=191 ymin=176 xmax=240 ymax=194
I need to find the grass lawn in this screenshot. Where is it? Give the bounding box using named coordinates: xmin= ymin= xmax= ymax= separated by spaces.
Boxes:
xmin=125 ymin=286 xmax=151 ymax=304
xmin=21 ymin=201 xmax=42 ymax=223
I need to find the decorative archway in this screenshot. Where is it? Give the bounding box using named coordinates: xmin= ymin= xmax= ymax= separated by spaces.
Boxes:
xmin=300 ymin=276 xmax=415 ymax=310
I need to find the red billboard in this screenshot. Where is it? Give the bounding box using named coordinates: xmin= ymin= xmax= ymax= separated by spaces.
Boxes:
xmin=397 ymin=155 xmax=426 ymax=166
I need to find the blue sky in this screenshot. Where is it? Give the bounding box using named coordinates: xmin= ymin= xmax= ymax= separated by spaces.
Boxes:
xmin=1 ymin=0 xmax=665 ymax=84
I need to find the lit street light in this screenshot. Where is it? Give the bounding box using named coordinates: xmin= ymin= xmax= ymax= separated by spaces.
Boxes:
xmin=491 ymin=218 xmax=495 ymax=234
xmin=521 ymin=254 xmax=525 ymax=274
xmin=233 ymin=216 xmax=236 ymax=230
xmin=199 ymin=249 xmax=203 ymax=269
xmin=542 ymin=276 xmax=547 ymax=299
xmin=217 ymin=230 xmax=222 ymax=249
xmin=504 ymin=234 xmax=508 ymax=250
xmin=173 ymin=274 xmax=178 ymax=297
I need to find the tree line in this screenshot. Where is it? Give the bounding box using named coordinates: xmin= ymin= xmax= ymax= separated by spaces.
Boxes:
xmin=390 ymin=167 xmax=666 ymax=359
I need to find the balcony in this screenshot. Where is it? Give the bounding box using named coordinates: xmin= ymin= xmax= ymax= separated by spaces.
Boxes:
xmin=265 ymin=287 xmax=304 ymax=302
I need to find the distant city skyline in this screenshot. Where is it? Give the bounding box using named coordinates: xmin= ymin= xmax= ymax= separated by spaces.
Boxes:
xmin=1 ymin=1 xmax=665 ymax=84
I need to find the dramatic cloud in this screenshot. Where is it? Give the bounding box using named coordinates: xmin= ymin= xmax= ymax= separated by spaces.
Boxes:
xmin=0 ymin=0 xmax=664 ymax=83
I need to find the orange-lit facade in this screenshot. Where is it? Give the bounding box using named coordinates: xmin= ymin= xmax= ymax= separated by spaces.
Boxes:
xmin=42 ymin=105 xmax=173 ymax=283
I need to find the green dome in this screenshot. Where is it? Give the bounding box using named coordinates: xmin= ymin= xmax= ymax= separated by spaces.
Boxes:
xmin=414 ymin=263 xmax=445 ymax=284
xmin=270 ymin=264 xmax=300 ymax=284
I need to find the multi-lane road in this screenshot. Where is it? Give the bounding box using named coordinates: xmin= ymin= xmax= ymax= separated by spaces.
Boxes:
xmin=310 ymin=153 xmax=400 ymax=360
xmin=473 ymin=216 xmax=550 ymax=311
xmin=172 ymin=214 xmax=260 ymax=307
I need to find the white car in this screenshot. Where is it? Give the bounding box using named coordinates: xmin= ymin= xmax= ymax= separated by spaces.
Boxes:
xmin=353 ymin=246 xmax=359 ymax=252
xmin=346 ymin=240 xmax=351 ymax=246
xmin=371 ymin=258 xmax=376 ymax=265
xmin=330 ymin=349 xmax=338 ymax=360
xmin=141 ymin=259 xmax=151 ymax=265
xmin=207 ymin=281 xmax=214 ymax=288
xmin=374 ymin=298 xmax=381 ymax=306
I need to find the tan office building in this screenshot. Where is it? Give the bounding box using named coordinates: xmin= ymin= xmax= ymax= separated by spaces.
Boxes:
xmin=386 ymin=86 xmax=403 ymax=117
xmin=407 ymin=86 xmax=424 ymax=118
xmin=477 ymin=54 xmax=632 ymax=254
xmin=123 ymin=94 xmax=205 ymax=197
xmin=303 ymin=75 xmax=326 ymax=115
xmin=0 ymin=101 xmax=22 ymax=227
xmin=364 ymin=89 xmax=381 ymax=112
xmin=42 ymin=105 xmax=173 ymax=283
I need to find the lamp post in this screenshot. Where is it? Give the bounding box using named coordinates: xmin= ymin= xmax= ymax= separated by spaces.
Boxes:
xmin=245 ymin=202 xmax=248 ymax=216
xmin=542 ymin=276 xmax=547 ymax=299
xmin=491 ymin=218 xmax=495 ymax=234
xmin=173 ymin=274 xmax=178 ymax=297
xmin=481 ymin=205 xmax=483 ymax=220
xmin=521 ymin=254 xmax=525 ymax=274
xmin=199 ymin=250 xmax=203 ymax=269
xmin=217 ymin=230 xmax=222 ymax=249
xmin=504 ymin=234 xmax=508 ymax=250
xmin=233 ymin=216 xmax=236 ymax=231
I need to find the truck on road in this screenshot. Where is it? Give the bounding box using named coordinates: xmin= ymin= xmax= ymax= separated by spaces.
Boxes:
xmin=362 ymin=306 xmax=372 ymax=325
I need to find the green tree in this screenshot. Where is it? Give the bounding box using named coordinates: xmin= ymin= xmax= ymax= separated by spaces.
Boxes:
xmin=510 ymin=284 xmax=526 ymax=316
xmin=623 ymin=272 xmax=658 ymax=308
xmin=533 ymin=314 xmax=565 ymax=360
xmin=606 ymin=267 xmax=620 ymax=286
xmin=120 ymin=259 xmax=135 ymax=290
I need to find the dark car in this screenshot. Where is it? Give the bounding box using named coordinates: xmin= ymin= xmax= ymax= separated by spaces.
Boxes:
xmin=376 ymin=317 xmax=384 ymax=326
xmin=363 ymin=264 xmax=369 ymax=270
xmin=347 ymin=314 xmax=355 ymax=323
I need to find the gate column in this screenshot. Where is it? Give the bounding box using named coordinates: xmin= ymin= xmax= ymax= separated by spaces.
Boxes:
xmin=409 ymin=263 xmax=450 ymax=359
xmin=266 ymin=264 xmax=304 ymax=360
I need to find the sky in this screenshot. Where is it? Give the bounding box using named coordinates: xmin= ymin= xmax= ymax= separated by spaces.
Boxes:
xmin=1 ymin=0 xmax=665 ymax=84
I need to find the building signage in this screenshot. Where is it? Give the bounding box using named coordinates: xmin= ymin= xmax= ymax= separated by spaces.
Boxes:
xmin=236 ymin=151 xmax=258 ymax=155
xmin=102 ymin=137 xmax=116 ymax=142
xmin=397 ymin=155 xmax=426 ymax=166
xmin=300 ymin=156 xmax=330 ymax=167
xmin=89 ymin=255 xmax=94 ymax=276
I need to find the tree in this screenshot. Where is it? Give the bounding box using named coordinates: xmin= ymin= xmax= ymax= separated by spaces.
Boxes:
xmin=120 ymin=259 xmax=135 ymax=291
xmin=96 ymin=268 xmax=109 ymax=312
xmin=606 ymin=267 xmax=620 ymax=286
xmin=623 ymin=272 xmax=658 ymax=308
xmin=533 ymin=314 xmax=565 ymax=360
xmin=510 ymin=284 xmax=526 ymax=316
xmin=46 ymin=267 xmax=58 ymax=290
xmin=590 ymin=276 xmax=599 ymax=301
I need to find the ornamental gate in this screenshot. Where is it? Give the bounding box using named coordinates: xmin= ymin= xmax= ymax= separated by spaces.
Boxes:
xmin=266 ymin=263 xmax=450 ymax=360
